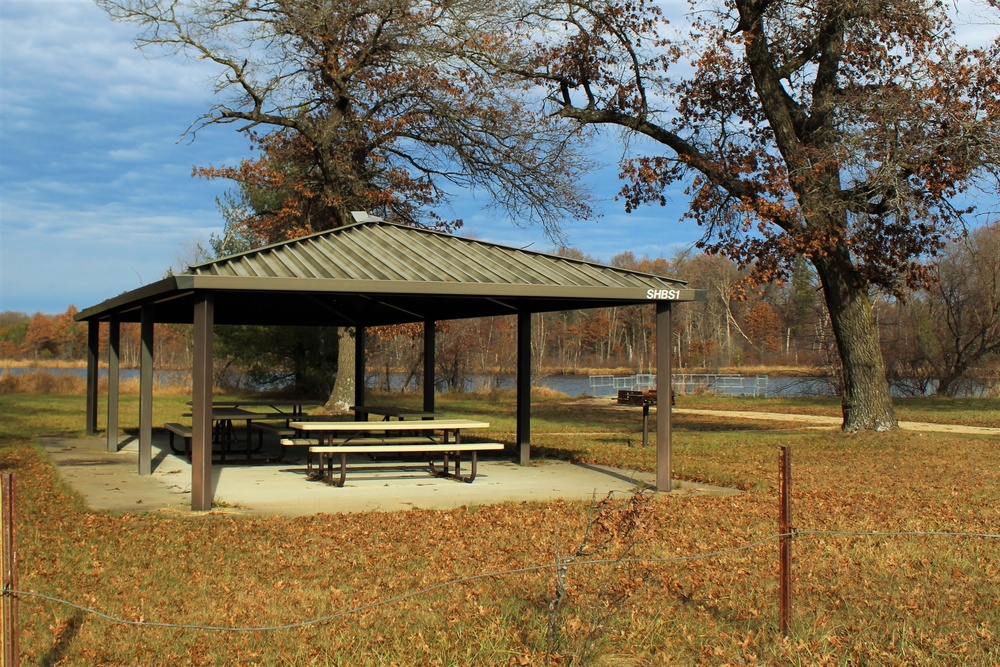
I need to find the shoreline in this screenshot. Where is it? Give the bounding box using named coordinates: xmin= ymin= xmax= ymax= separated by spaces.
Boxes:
xmin=1 ymin=359 xmax=829 ymax=376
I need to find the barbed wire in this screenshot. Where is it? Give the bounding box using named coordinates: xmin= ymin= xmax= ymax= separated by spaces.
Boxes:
xmin=797 ymin=529 xmax=1000 ymax=539
xmin=6 ymin=527 xmax=997 ymax=634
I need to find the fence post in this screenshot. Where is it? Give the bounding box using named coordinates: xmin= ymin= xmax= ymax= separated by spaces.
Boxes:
xmin=1 ymin=473 xmax=18 ymax=667
xmin=779 ymin=446 xmax=791 ymax=637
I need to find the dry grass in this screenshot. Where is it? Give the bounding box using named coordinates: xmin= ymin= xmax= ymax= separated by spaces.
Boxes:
xmin=0 ymin=371 xmax=192 ymax=397
xmin=1 ymin=390 xmax=997 ymax=666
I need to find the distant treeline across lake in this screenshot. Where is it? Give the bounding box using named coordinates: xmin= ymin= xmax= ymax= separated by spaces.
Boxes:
xmin=10 ymin=366 xmax=989 ymax=397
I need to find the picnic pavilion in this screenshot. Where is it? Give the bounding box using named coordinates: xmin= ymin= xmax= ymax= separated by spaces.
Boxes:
xmin=75 ymin=218 xmax=706 ymax=510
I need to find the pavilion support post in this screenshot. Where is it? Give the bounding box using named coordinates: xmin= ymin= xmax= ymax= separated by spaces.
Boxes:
xmin=516 ymin=312 xmax=531 ymax=465
xmin=191 ymin=293 xmax=215 ymax=511
xmin=423 ymin=320 xmax=436 ymax=414
xmin=107 ymin=319 xmax=120 ymax=453
xmin=655 ymin=302 xmax=673 ymax=492
xmin=354 ymin=326 xmax=366 ymax=420
xmin=138 ymin=307 xmax=154 ymax=476
xmin=85 ymin=320 xmax=99 ymax=436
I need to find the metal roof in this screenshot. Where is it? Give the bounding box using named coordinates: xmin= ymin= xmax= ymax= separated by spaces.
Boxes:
xmin=77 ymin=221 xmax=703 ymax=326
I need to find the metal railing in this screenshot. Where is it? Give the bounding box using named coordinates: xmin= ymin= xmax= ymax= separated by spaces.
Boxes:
xmin=589 ymin=373 xmax=769 ymax=397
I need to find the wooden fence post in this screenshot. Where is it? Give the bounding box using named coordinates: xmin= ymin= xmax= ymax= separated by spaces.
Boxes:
xmin=1 ymin=473 xmax=18 ymax=667
xmin=779 ymin=446 xmax=791 ymax=637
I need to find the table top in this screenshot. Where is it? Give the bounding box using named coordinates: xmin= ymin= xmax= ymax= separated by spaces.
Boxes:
xmin=289 ymin=419 xmax=489 ymax=432
xmin=213 ymin=399 xmax=323 ymax=407
xmin=350 ymin=405 xmax=442 ymax=419
xmin=184 ymin=407 xmax=282 ymax=420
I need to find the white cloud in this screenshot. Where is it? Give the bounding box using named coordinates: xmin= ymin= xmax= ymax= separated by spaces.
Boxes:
xmin=1 ymin=1 xmax=253 ymax=314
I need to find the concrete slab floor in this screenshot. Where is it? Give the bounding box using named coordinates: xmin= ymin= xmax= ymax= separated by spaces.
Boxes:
xmin=38 ymin=434 xmax=739 ymax=517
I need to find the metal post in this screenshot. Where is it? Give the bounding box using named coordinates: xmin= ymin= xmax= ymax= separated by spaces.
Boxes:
xmin=655 ymin=303 xmax=673 ymax=491
xmin=191 ymin=293 xmax=215 ymax=511
xmin=423 ymin=320 xmax=436 ymax=414
xmin=779 ymin=446 xmax=792 ymax=636
xmin=85 ymin=321 xmax=99 ymax=436
xmin=138 ymin=307 xmax=154 ymax=475
xmin=354 ymin=326 xmax=366 ymax=421
xmin=516 ymin=312 xmax=531 ymax=465
xmin=107 ymin=320 xmax=120 ymax=453
xmin=1 ymin=473 xmax=18 ymax=667
xmin=641 ymin=403 xmax=650 ymax=448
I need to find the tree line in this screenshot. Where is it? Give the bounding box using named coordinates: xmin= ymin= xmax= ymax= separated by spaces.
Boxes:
xmin=0 ymin=306 xmax=193 ymax=370
xmin=5 ymin=221 xmax=997 ymax=397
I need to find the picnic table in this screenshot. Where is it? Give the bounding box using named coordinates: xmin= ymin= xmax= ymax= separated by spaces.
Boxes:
xmin=172 ymin=407 xmax=271 ymax=462
xmin=175 ymin=405 xmax=330 ymax=463
xmin=284 ymin=419 xmax=501 ymax=486
xmin=350 ymin=405 xmax=442 ymax=421
xmin=193 ymin=398 xmax=323 ymax=416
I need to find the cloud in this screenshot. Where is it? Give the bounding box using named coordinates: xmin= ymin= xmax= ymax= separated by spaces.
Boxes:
xmin=1 ymin=4 xmax=233 ymax=208
xmin=0 ymin=1 xmax=252 ymax=313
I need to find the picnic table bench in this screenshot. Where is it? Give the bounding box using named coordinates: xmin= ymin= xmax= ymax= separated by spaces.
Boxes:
xmin=284 ymin=419 xmax=501 ymax=486
xmin=164 ymin=422 xmax=193 ymax=455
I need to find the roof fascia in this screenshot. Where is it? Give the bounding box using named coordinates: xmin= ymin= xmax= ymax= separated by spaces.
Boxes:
xmin=176 ymin=274 xmax=706 ymax=302
xmin=75 ymin=277 xmax=183 ymax=322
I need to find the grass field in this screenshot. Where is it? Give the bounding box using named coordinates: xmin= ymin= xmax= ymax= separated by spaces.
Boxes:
xmin=0 ymin=389 xmax=997 ymax=666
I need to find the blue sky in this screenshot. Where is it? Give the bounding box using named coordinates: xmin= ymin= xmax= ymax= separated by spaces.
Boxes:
xmin=2 ymin=1 xmax=996 ymax=316
xmin=0 ymin=0 xmax=701 ymax=316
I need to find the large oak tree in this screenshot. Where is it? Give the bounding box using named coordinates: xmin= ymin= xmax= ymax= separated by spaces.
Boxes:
xmin=99 ymin=0 xmax=592 ymax=409
xmin=486 ymin=0 xmax=1000 ymax=430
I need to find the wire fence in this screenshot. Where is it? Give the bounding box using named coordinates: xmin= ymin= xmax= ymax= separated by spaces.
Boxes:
xmin=5 ymin=528 xmax=997 ymax=635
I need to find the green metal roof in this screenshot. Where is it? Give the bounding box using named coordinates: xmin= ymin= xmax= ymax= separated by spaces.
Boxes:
xmin=77 ymin=221 xmax=704 ymax=326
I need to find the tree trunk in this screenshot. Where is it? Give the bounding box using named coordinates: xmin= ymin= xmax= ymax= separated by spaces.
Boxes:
xmin=814 ymin=252 xmax=898 ymax=431
xmin=323 ymin=327 xmax=355 ymax=414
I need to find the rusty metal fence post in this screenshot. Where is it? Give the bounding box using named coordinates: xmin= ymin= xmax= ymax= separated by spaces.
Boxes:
xmin=1 ymin=473 xmax=18 ymax=667
xmin=779 ymin=446 xmax=791 ymax=637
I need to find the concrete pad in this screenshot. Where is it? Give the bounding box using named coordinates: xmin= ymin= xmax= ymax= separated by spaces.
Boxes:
xmin=39 ymin=434 xmax=737 ymax=517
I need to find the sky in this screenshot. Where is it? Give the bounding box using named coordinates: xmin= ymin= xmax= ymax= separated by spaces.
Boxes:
xmin=0 ymin=0 xmax=701 ymax=316
xmin=1 ymin=1 xmax=996 ymax=316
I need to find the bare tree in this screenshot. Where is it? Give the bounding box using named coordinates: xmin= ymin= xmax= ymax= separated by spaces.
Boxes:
xmin=924 ymin=223 xmax=1000 ymax=395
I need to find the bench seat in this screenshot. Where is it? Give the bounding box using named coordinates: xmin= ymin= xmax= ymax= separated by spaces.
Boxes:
xmin=164 ymin=422 xmax=193 ymax=456
xmin=280 ymin=435 xmax=442 ymax=448
xmin=307 ymin=442 xmax=498 ymax=454
xmin=252 ymin=422 xmax=297 ymax=448
xmin=308 ymin=442 xmax=505 ymax=487
xmin=280 ymin=437 xmax=322 ymax=447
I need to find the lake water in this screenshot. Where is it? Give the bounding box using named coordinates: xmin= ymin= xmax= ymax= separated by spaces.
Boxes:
xmin=3 ymin=366 xmax=839 ymax=397
xmin=7 ymin=366 xmax=991 ymax=397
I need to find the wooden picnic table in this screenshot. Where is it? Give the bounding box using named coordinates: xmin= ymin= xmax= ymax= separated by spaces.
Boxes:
xmin=350 ymin=405 xmax=442 ymax=421
xmin=180 ymin=407 xmax=308 ymax=463
xmin=192 ymin=399 xmax=324 ymax=416
xmin=285 ymin=419 xmax=499 ymax=486
xmin=288 ymin=418 xmax=489 ymax=445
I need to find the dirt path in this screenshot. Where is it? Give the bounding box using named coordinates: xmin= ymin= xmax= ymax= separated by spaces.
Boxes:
xmin=673 ymin=408 xmax=1000 ymax=435
xmin=573 ymin=398 xmax=998 ymax=435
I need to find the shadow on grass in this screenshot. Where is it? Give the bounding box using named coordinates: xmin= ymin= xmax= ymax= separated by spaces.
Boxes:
xmin=40 ymin=611 xmax=84 ymax=667
xmin=674 ymin=418 xmax=794 ymax=433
